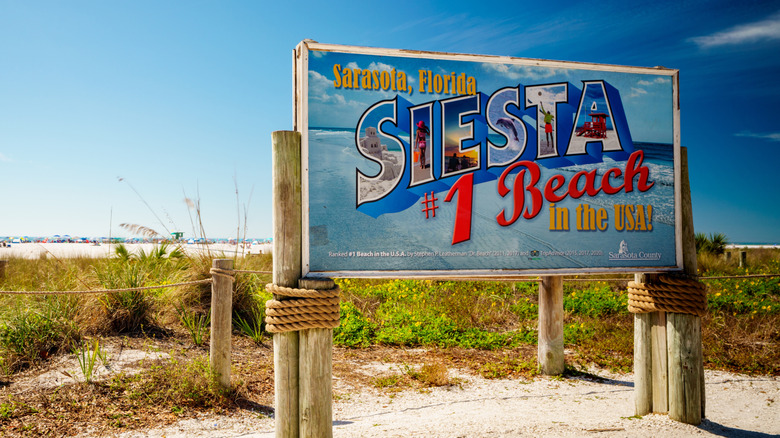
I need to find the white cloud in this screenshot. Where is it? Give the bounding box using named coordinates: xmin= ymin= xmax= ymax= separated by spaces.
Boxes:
xmin=0 ymin=152 xmax=11 ymax=163
xmin=368 ymin=62 xmax=394 ymax=72
xmin=308 ymin=70 xmax=347 ymax=105
xmin=628 ymin=87 xmax=649 ymax=98
xmin=309 ymin=70 xmax=331 ymax=90
xmin=689 ymin=12 xmax=780 ymax=48
xmin=735 ymin=131 xmax=780 ymax=142
xmin=637 ymin=77 xmax=669 ymax=86
xmin=481 ymin=63 xmax=560 ymax=81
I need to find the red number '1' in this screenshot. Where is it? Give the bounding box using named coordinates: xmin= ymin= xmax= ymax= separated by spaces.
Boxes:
xmin=444 ymin=173 xmax=474 ymax=245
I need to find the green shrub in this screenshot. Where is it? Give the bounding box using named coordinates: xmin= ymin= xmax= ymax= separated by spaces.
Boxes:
xmin=706 ymin=277 xmax=779 ymax=315
xmin=95 ymin=244 xmax=189 ymax=332
xmin=0 ymin=298 xmax=80 ymax=371
xmin=334 ymin=301 xmax=375 ymax=347
xmin=564 ymin=284 xmax=626 ymax=317
xmin=564 ymin=322 xmax=596 ymax=345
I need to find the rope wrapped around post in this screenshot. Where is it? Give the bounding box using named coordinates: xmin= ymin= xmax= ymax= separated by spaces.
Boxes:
xmin=264 ymin=283 xmax=341 ymax=333
xmin=209 ymin=267 xmax=236 ymax=281
xmin=627 ymin=274 xmax=707 ymax=316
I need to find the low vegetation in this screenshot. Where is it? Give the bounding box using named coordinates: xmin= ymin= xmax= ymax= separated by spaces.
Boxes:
xmin=0 ymin=243 xmax=778 ymax=436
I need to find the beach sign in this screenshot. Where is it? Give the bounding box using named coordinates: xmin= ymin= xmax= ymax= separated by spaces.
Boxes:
xmin=294 ymin=41 xmax=681 ymax=277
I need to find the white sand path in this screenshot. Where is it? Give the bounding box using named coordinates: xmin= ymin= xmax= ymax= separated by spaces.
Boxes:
xmin=103 ymin=368 xmax=778 ymax=438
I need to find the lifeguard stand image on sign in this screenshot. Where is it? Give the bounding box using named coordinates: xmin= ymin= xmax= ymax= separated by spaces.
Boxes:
xmin=575 ymin=112 xmax=610 ymax=138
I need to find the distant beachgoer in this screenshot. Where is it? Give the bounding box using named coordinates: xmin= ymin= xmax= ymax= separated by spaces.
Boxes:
xmin=540 ymin=103 xmax=555 ymax=147
xmin=415 ymin=121 xmax=430 ymax=169
xmin=448 ymin=153 xmax=459 ymax=172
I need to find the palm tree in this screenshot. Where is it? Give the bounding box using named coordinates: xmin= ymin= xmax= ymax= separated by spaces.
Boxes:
xmin=695 ymin=232 xmax=728 ymax=255
xmin=708 ymin=232 xmax=728 ymax=255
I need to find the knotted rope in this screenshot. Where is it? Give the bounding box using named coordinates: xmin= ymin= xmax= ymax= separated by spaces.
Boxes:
xmin=627 ymin=274 xmax=707 ymax=316
xmin=209 ymin=267 xmax=236 ymax=281
xmin=264 ymin=283 xmax=341 ymax=333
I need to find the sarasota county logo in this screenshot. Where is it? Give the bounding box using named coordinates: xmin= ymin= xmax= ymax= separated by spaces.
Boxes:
xmin=609 ymin=240 xmax=661 ymax=261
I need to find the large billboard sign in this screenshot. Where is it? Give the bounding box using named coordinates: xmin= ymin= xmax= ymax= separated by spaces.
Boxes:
xmin=294 ymin=41 xmax=681 ymax=277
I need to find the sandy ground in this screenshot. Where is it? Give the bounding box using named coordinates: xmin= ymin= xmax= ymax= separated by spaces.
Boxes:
xmin=100 ymin=367 xmax=777 ymax=438
xmin=0 ymin=242 xmax=270 ymax=259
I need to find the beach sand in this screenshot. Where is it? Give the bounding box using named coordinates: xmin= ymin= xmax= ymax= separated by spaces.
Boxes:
xmin=0 ymin=242 xmax=271 ymax=259
xmin=105 ymin=367 xmax=778 ymax=438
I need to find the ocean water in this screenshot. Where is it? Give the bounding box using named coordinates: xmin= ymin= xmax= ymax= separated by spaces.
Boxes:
xmin=307 ymin=128 xmax=677 ymax=274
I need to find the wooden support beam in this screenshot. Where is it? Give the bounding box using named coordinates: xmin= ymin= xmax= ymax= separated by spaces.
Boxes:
xmin=210 ymin=258 xmax=233 ymax=389
xmin=538 ymin=275 xmax=564 ymax=375
xmin=272 ymin=130 xmax=303 ymax=438
xmin=651 ymin=310 xmax=668 ymax=413
xmin=634 ymin=273 xmax=668 ymax=416
xmin=667 ymin=146 xmax=704 ymax=424
xmin=633 ymin=310 xmax=652 ymax=415
xmin=298 ymin=277 xmax=335 ymax=438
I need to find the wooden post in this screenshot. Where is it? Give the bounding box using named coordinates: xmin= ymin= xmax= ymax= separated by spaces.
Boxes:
xmin=633 ymin=295 xmax=652 ymax=415
xmin=667 ymin=146 xmax=704 ymax=424
xmin=0 ymin=260 xmax=7 ymax=280
xmin=651 ymin=310 xmax=668 ymax=413
xmin=538 ymin=275 xmax=564 ymax=375
xmin=739 ymin=251 xmax=747 ymax=268
xmin=272 ymin=130 xmax=302 ymax=438
xmin=210 ymin=258 xmax=234 ymax=388
xmin=298 ymin=278 xmax=335 ymax=438
xmin=634 ymin=272 xmax=669 ymax=416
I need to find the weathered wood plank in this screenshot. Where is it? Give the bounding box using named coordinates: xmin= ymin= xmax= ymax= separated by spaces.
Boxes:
xmin=210 ymin=259 xmax=233 ymax=389
xmin=272 ymin=130 xmax=303 ymax=438
xmin=667 ymin=146 xmax=703 ymax=424
xmin=538 ymin=276 xmax=564 ymax=375
xmin=651 ymin=310 xmax=668 ymax=413
xmin=634 ymin=311 xmax=652 ymax=415
xmin=298 ymin=278 xmax=335 ymax=438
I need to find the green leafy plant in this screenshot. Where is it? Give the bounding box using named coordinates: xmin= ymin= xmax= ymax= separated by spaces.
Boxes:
xmin=0 ymin=298 xmax=80 ymax=372
xmin=372 ymin=374 xmax=403 ymax=388
xmin=74 ymin=338 xmax=107 ymax=383
xmin=176 ymin=306 xmax=210 ymax=346
xmin=233 ymin=305 xmax=265 ymax=344
xmin=333 ymin=301 xmax=376 ymax=347
xmin=0 ymin=396 xmax=38 ymax=421
xmin=564 ymin=284 xmax=625 ymax=317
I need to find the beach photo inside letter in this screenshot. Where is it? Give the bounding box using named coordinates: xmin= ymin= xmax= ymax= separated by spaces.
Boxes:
xmin=299 ymin=43 xmax=679 ymax=275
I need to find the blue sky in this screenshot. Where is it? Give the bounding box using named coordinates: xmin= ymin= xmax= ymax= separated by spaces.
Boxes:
xmin=1 ymin=0 xmax=779 ymax=243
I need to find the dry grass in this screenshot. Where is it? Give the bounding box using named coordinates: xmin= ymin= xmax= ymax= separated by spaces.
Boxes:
xmin=0 ymin=334 xmax=275 ymax=437
xmin=702 ymin=312 xmax=780 ymax=374
xmin=418 ymin=362 xmax=450 ymax=386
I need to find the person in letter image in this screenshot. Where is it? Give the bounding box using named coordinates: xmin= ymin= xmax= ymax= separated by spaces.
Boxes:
xmin=540 ymin=102 xmax=554 ymax=148
xmin=415 ymin=120 xmax=430 ymax=169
